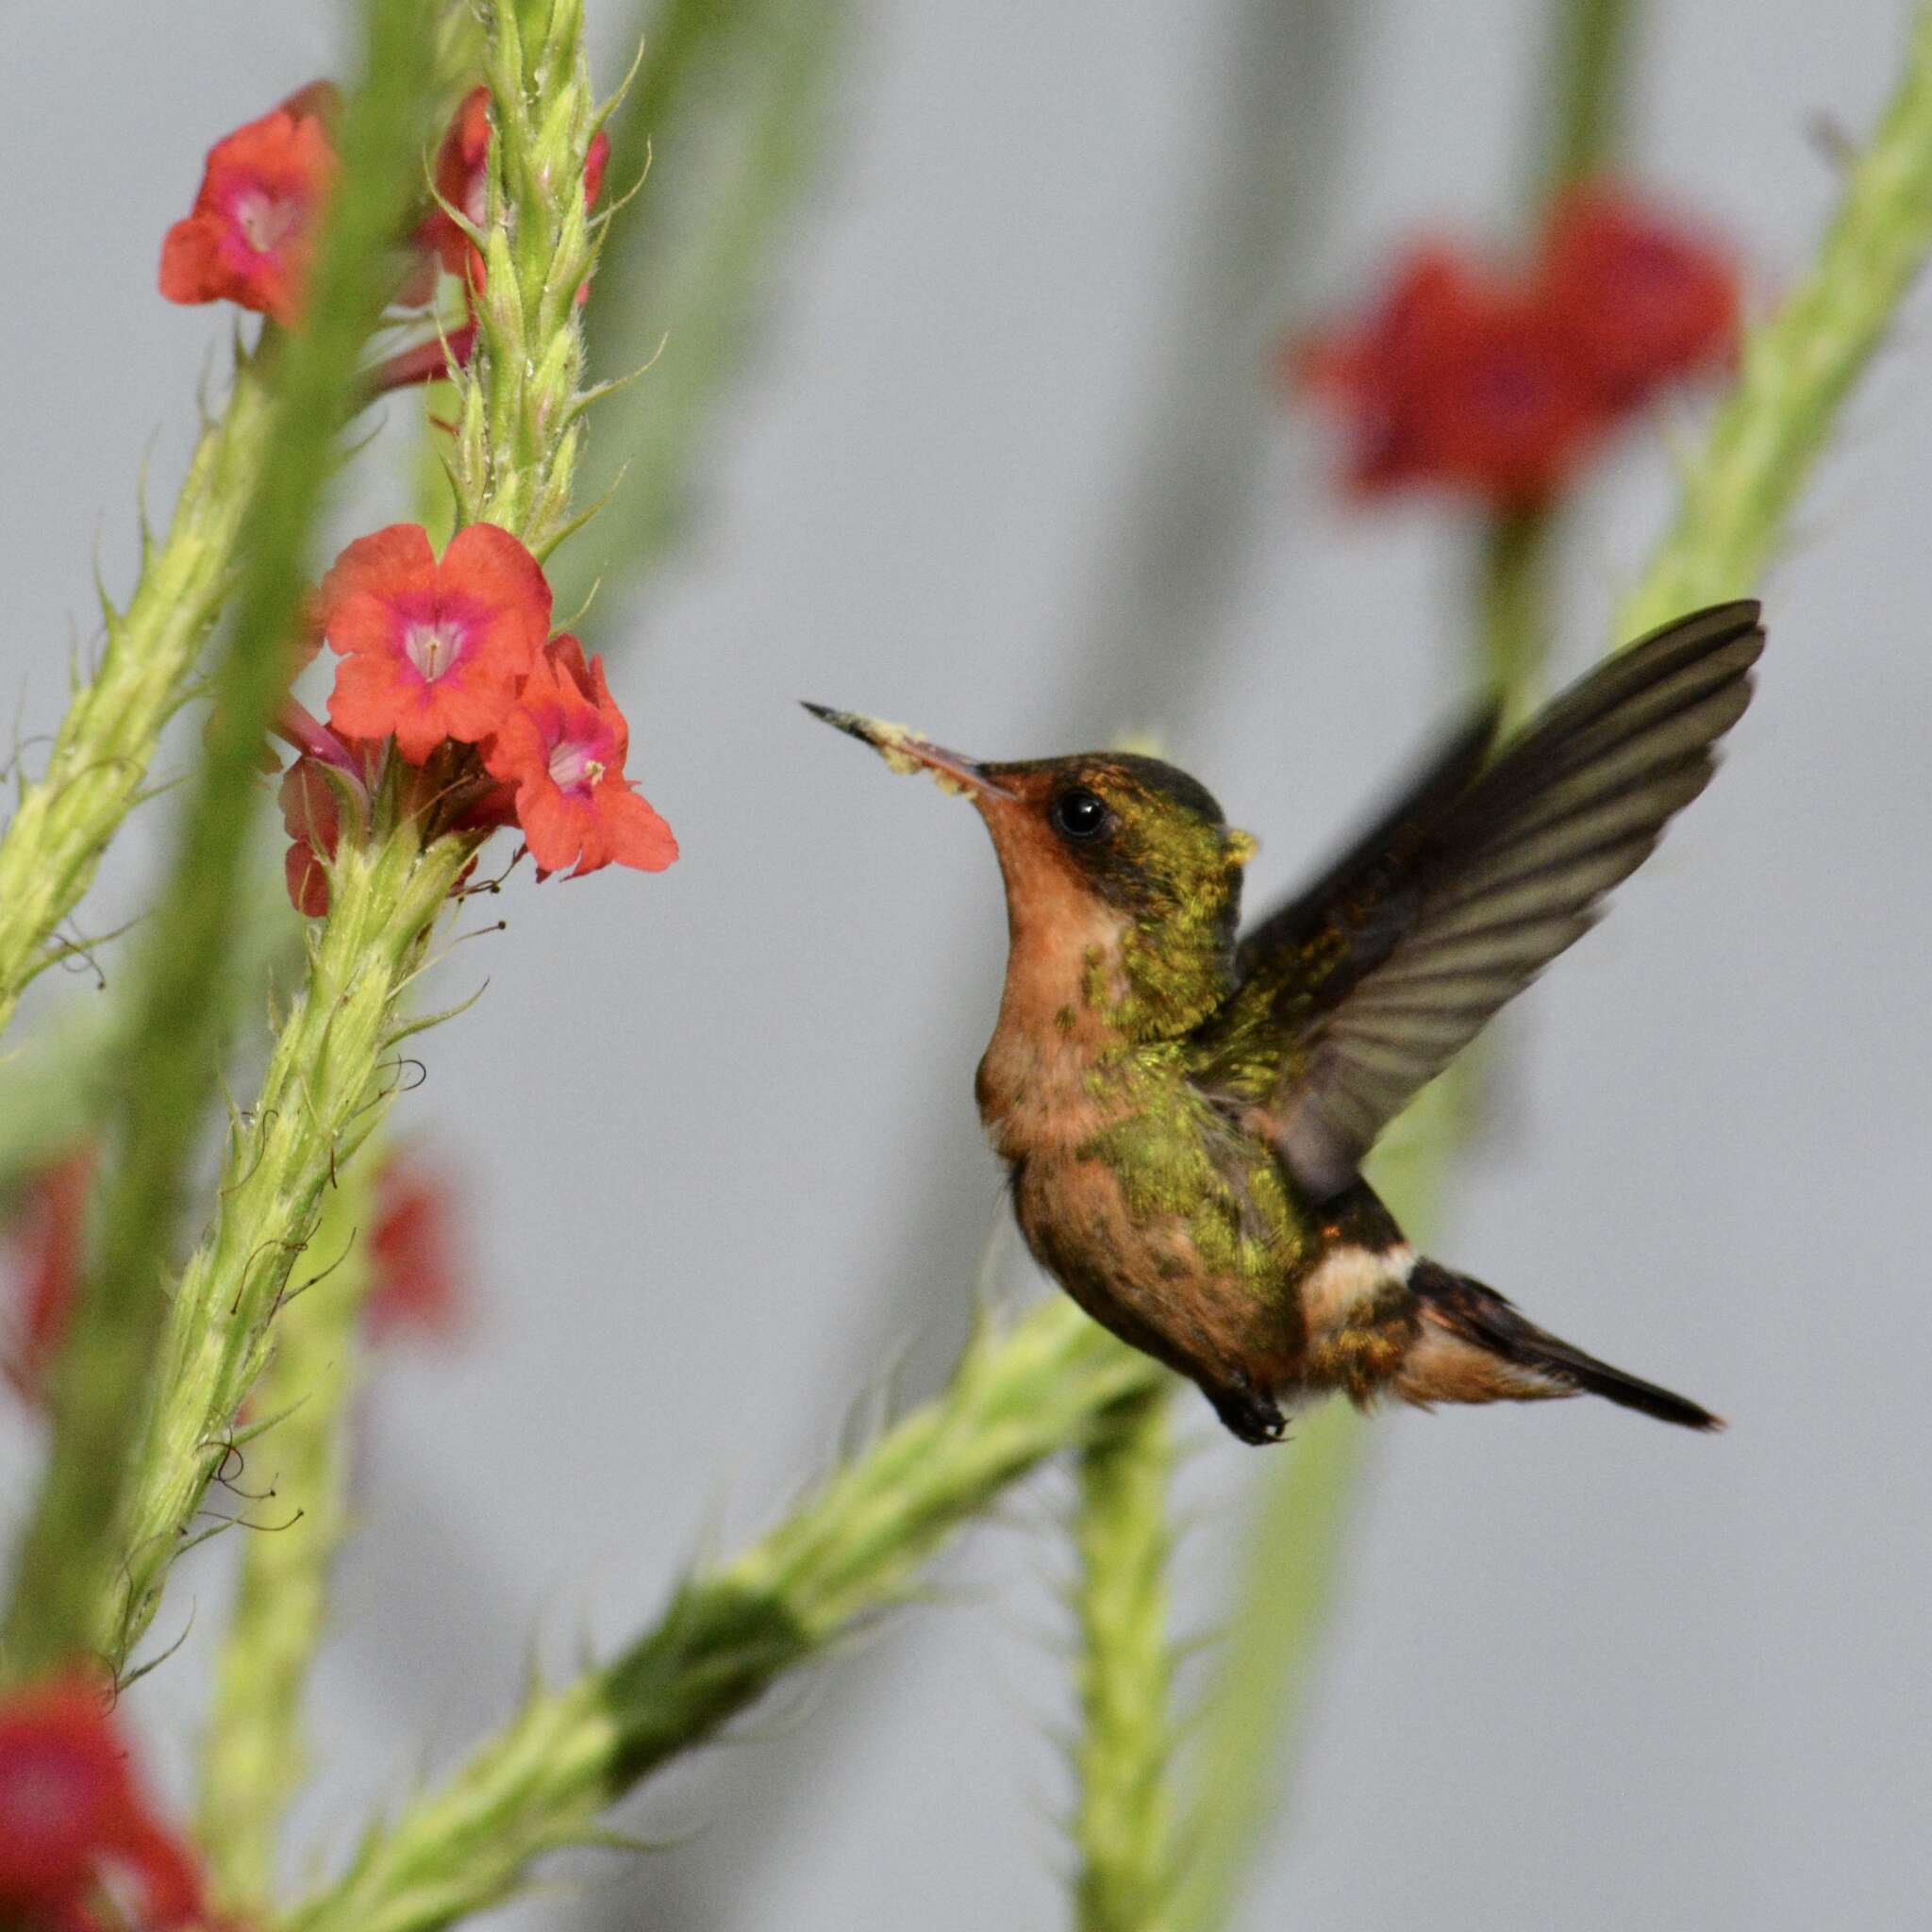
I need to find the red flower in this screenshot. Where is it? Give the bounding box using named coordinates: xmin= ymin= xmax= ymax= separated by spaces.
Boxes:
xmin=3 ymin=1151 xmax=91 ymax=1407
xmin=0 ymin=1678 xmax=208 ymax=1930
xmin=417 ymin=87 xmax=493 ymax=287
xmin=318 ymin=524 xmax=552 ymax=765
xmin=1540 ymin=186 xmax=1739 ymax=406
xmin=1291 ymin=181 xmax=1739 ymax=508
xmin=366 ymin=1157 xmax=467 ymax=1341
xmin=414 ymin=88 xmax=612 ymax=301
xmin=483 ymin=637 xmax=676 ymax=878
xmin=361 ymin=321 xmax=478 ymax=400
xmin=1296 ymin=247 xmax=1492 ymax=495
xmin=158 ymin=84 xmax=340 ymax=325
xmin=1419 ymin=285 xmax=1607 ymax=504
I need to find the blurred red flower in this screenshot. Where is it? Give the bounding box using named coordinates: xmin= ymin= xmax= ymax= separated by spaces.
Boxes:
xmin=1291 ymin=181 xmax=1740 ymax=508
xmin=365 ymin=1157 xmax=467 ymax=1341
xmin=483 ymin=637 xmax=677 ymax=878
xmin=2 ymin=1150 xmax=91 ymax=1407
xmin=158 ymin=83 xmax=340 ymax=325
xmin=1538 ymin=186 xmax=1739 ymax=406
xmin=0 ymin=1678 xmax=208 ymax=1931
xmin=318 ymin=524 xmax=552 ymax=765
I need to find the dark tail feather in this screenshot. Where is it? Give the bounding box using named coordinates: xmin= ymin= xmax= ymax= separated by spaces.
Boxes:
xmin=1411 ymin=1258 xmax=1724 ymax=1432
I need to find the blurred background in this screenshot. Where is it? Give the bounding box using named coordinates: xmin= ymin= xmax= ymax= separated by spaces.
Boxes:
xmin=3 ymin=2 xmax=1929 ymax=1927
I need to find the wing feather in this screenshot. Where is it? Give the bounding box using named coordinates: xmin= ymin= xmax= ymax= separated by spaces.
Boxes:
xmin=1249 ymin=600 xmax=1763 ymax=1197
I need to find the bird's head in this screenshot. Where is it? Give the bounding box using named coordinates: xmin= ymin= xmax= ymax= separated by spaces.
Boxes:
xmin=806 ymin=706 xmax=1255 ymax=1038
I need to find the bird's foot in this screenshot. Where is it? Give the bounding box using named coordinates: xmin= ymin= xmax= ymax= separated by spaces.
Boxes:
xmin=1207 ymin=1374 xmax=1287 ymax=1446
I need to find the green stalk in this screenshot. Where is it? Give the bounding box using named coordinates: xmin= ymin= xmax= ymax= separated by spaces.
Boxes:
xmin=197 ymin=1151 xmax=379 ymax=1908
xmin=1476 ymin=505 xmax=1557 ymax=727
xmin=1541 ymin=0 xmax=1643 ymax=193
xmin=0 ymin=0 xmax=449 ymax=1681
xmin=0 ymin=359 xmax=274 ymax=1042
xmin=1620 ymin=5 xmax=1932 ymax=635
xmin=1072 ymin=1384 xmax=1182 ymax=1932
xmin=287 ymin=1298 xmax=1158 ymax=1932
xmin=106 ymin=825 xmax=470 ymax=1674
xmin=272 ymin=6 xmax=1932 ymax=1920
xmin=452 ymin=0 xmax=607 ymax=550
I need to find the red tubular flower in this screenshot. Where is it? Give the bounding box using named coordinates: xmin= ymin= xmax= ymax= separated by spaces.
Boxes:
xmin=413 ymin=88 xmax=612 ymax=301
xmin=318 ymin=523 xmax=552 ymax=764
xmin=0 ymin=1679 xmax=208 ymax=1930
xmin=1418 ymin=287 xmax=1607 ymax=505
xmin=366 ymin=1157 xmax=467 ymax=1341
xmin=3 ymin=1150 xmax=91 ymax=1407
xmin=158 ymin=84 xmax=340 ymax=325
xmin=1291 ymin=182 xmax=1739 ymax=508
xmin=1294 ymin=247 xmax=1492 ymax=494
xmin=483 ymin=637 xmax=677 ymax=878
xmin=361 ymin=321 xmax=479 ymax=399
xmin=417 ymin=86 xmax=492 ymax=286
xmin=1540 ymin=185 xmax=1740 ymax=405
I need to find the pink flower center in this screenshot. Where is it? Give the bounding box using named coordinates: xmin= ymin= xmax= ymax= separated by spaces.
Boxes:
xmin=403 ymin=617 xmax=471 ymax=682
xmin=547 ymin=737 xmax=607 ymax=796
xmin=232 ymin=188 xmax=302 ymax=258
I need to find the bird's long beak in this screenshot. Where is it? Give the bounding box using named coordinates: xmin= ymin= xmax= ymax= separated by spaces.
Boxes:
xmin=802 ymin=704 xmax=1014 ymax=800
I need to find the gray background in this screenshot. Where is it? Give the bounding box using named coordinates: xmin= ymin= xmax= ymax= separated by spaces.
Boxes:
xmin=4 ymin=2 xmax=1929 ymax=1928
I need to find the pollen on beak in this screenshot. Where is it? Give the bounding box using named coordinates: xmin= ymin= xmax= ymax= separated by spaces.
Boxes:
xmin=801 ymin=703 xmax=1012 ymax=799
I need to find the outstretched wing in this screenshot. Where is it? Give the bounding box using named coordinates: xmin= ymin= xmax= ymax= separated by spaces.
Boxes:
xmin=1244 ymin=600 xmax=1764 ymax=1198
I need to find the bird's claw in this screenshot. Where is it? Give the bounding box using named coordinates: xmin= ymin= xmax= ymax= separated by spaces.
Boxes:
xmin=1208 ymin=1374 xmax=1287 ymax=1446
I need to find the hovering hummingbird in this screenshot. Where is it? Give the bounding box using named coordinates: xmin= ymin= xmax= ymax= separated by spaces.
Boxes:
xmin=807 ymin=600 xmax=1761 ymax=1444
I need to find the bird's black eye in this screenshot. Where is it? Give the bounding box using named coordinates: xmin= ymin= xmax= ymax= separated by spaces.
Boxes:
xmin=1050 ymin=787 xmax=1110 ymax=841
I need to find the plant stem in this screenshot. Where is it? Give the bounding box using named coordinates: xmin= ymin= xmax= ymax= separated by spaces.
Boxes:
xmin=286 ymin=1300 xmax=1159 ymax=1932
xmin=1167 ymin=1394 xmax=1361 ymax=1932
xmin=1073 ymin=1384 xmax=1182 ymax=1932
xmin=109 ymin=826 xmax=470 ymax=1675
xmin=195 ymin=1150 xmax=378 ymax=1909
xmin=0 ymin=0 xmax=449 ymax=1683
xmin=1620 ymin=5 xmax=1932 ymax=637
xmin=1541 ymin=0 xmax=1643 ymax=196
xmin=0 ymin=358 xmax=274 ymax=1043
xmin=1476 ymin=504 xmax=1557 ymax=727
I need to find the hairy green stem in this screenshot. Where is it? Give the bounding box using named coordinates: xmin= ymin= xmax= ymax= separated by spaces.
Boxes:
xmin=107 ymin=826 xmax=469 ymax=1674
xmin=453 ymin=0 xmax=605 ymax=550
xmin=0 ymin=0 xmax=448 ymax=1682
xmin=196 ymin=1152 xmax=379 ymax=1908
xmin=0 ymin=360 xmax=274 ymax=1042
xmin=1620 ymin=4 xmax=1932 ymax=636
xmin=1073 ymin=1384 xmax=1182 ymax=1932
xmin=287 ymin=1300 xmax=1159 ymax=1932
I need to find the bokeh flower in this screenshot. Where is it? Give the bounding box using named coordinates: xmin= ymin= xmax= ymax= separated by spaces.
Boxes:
xmin=483 ymin=637 xmax=677 ymax=878
xmin=0 ymin=1678 xmax=208 ymax=1930
xmin=1538 ymin=185 xmax=1739 ymax=406
xmin=366 ymin=1155 xmax=467 ymax=1341
xmin=158 ymin=84 xmax=340 ymax=325
xmin=318 ymin=524 xmax=551 ymax=765
xmin=2 ymin=1150 xmax=91 ymax=1407
xmin=1291 ymin=180 xmax=1740 ymax=507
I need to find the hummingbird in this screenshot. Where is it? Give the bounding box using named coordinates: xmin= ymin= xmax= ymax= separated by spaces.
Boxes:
xmin=807 ymin=600 xmax=1761 ymax=1444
